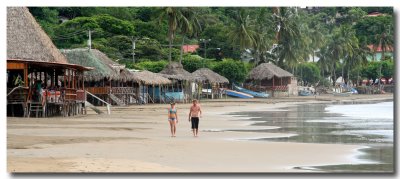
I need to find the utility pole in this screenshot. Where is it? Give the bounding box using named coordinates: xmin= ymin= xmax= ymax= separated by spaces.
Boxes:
xmin=88 ymin=29 xmax=92 ymax=50
xmin=180 ymin=36 xmax=185 ymax=64
xmin=131 ymin=37 xmax=137 ymax=63
xmin=200 ymin=39 xmax=211 ymax=59
xmin=200 ymin=39 xmax=211 ymax=68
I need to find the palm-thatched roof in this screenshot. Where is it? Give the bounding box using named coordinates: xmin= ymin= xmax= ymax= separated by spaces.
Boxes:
xmin=61 ymin=48 xmax=137 ymax=82
xmin=192 ymin=68 xmax=229 ymax=84
xmin=159 ymin=62 xmax=195 ymax=81
xmin=129 ymin=70 xmax=171 ymax=85
xmin=7 ymin=7 xmax=68 ymax=63
xmin=248 ymin=63 xmax=293 ymax=80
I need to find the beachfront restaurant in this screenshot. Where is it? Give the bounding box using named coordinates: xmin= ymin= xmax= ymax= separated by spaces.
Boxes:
xmin=7 ymin=7 xmax=92 ymax=117
xmin=192 ymin=68 xmax=229 ymax=99
xmin=7 ymin=59 xmax=91 ymax=117
xmin=246 ymin=63 xmax=298 ymax=97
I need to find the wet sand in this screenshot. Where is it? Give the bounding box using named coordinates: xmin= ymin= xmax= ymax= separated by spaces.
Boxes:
xmin=7 ymin=94 xmax=393 ymax=173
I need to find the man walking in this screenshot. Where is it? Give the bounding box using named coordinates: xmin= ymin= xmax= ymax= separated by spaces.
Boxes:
xmin=189 ymin=99 xmax=202 ymax=137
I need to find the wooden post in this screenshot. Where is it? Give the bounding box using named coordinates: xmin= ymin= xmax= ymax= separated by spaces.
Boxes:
xmin=51 ymin=69 xmax=54 ymax=87
xmin=24 ymin=64 xmax=28 ymax=87
xmin=44 ymin=70 xmax=47 ymax=88
xmin=152 ymin=84 xmax=155 ymax=103
xmin=72 ymin=70 xmax=75 ymax=89
xmin=82 ymin=72 xmax=85 ymax=91
xmin=158 ymin=84 xmax=161 ymax=104
xmin=272 ymin=77 xmax=275 ymax=97
xmin=63 ymin=70 xmax=66 ymax=88
xmin=181 ymin=81 xmax=184 ymax=103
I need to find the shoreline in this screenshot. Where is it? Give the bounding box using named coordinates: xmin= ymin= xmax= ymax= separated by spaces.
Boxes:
xmin=7 ymin=93 xmax=393 ymax=173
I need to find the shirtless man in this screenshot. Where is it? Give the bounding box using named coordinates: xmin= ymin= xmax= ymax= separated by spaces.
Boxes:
xmin=188 ymin=99 xmax=202 ymax=137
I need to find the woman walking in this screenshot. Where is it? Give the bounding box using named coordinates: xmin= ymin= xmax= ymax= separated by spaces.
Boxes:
xmin=167 ymin=102 xmax=178 ymax=137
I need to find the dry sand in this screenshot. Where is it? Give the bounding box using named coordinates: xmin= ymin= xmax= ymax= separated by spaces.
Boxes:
xmin=7 ymin=94 xmax=393 ymax=173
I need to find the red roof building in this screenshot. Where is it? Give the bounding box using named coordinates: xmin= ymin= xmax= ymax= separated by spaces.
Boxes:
xmin=182 ymin=45 xmax=199 ymax=53
xmin=367 ymin=44 xmax=393 ymax=52
xmin=366 ymin=12 xmax=385 ymax=17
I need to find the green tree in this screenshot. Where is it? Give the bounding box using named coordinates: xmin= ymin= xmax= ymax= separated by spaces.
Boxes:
xmin=158 ymin=7 xmax=197 ymax=62
xmin=181 ymin=55 xmax=205 ymax=72
xmin=134 ymin=60 xmax=168 ymax=73
xmin=227 ymin=9 xmax=256 ymax=52
xmin=28 ymin=7 xmax=60 ymax=38
xmin=373 ymin=23 xmax=393 ymax=61
xmin=250 ymin=8 xmax=274 ymax=65
xmin=212 ymin=59 xmax=248 ymax=84
xmin=272 ymin=7 xmax=305 ymax=70
xmin=295 ymin=63 xmax=321 ymax=85
xmin=344 ymin=41 xmax=370 ymax=85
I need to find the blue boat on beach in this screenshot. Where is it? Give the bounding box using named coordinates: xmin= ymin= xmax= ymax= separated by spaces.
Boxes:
xmin=225 ymin=89 xmax=254 ymax=98
xmin=233 ymin=84 xmax=269 ymax=98
xmin=299 ymin=90 xmax=312 ymax=96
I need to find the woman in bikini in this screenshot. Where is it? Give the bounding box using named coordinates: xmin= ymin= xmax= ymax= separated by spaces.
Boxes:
xmin=167 ymin=102 xmax=178 ymax=137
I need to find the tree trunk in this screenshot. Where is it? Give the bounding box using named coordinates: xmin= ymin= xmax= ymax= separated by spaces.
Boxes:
xmin=347 ymin=65 xmax=350 ymax=87
xmin=332 ymin=62 xmax=336 ymax=87
xmin=180 ymin=36 xmax=185 ymax=64
xmin=168 ymin=31 xmax=173 ymax=62
xmin=341 ymin=63 xmax=344 ymax=84
xmin=312 ymin=51 xmax=315 ymax=63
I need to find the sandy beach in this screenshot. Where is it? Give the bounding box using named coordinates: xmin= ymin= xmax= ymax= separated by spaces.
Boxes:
xmin=7 ymin=94 xmax=393 ymax=173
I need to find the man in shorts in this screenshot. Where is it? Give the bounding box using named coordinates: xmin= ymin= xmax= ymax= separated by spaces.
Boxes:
xmin=188 ymin=99 xmax=202 ymax=137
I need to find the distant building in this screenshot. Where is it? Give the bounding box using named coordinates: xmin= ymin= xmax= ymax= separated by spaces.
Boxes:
xmin=366 ymin=12 xmax=386 ymax=17
xmin=182 ymin=45 xmax=199 ymax=53
xmin=367 ymin=44 xmax=394 ymax=61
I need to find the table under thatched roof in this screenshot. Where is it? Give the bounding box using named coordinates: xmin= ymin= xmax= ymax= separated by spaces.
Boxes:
xmin=61 ymin=48 xmax=137 ymax=82
xmin=130 ymin=70 xmax=171 ymax=85
xmin=248 ymin=63 xmax=293 ymax=80
xmin=159 ymin=62 xmax=195 ymax=81
xmin=192 ymin=68 xmax=229 ymax=84
xmin=7 ymin=7 xmax=68 ymax=64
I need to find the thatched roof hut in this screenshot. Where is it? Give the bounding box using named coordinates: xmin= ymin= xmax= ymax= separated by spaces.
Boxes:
xmin=62 ymin=48 xmax=137 ymax=82
xmin=159 ymin=62 xmax=195 ymax=81
xmin=130 ymin=70 xmax=171 ymax=85
xmin=248 ymin=63 xmax=293 ymax=80
xmin=192 ymin=68 xmax=229 ymax=84
xmin=7 ymin=7 xmax=68 ymax=63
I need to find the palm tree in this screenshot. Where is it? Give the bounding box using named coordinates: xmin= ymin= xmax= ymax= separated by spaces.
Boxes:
xmin=227 ymin=9 xmax=256 ymax=53
xmin=321 ymin=25 xmax=358 ymax=86
xmin=272 ymin=7 xmax=305 ymax=71
xmin=178 ymin=8 xmax=202 ymax=64
xmin=309 ymin=24 xmax=325 ymax=62
xmin=344 ymin=42 xmax=370 ymax=85
xmin=158 ymin=7 xmax=201 ymax=63
xmin=250 ymin=8 xmax=274 ymax=65
xmin=374 ymin=24 xmax=393 ymax=61
xmin=316 ymin=46 xmax=332 ymax=86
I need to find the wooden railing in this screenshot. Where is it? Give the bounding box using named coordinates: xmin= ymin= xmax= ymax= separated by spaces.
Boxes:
xmin=7 ymin=87 xmax=29 ymax=103
xmin=85 ymin=90 xmax=111 ymax=114
xmin=86 ymin=87 xmax=110 ymax=94
xmin=64 ymin=88 xmax=77 ymax=101
xmin=76 ymin=90 xmax=85 ymax=101
xmin=246 ymin=85 xmax=288 ymax=92
xmin=110 ymin=87 xmax=135 ymax=94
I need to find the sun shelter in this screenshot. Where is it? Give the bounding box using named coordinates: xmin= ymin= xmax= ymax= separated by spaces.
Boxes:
xmin=159 ymin=62 xmax=195 ymax=103
xmin=129 ymin=70 xmax=171 ymax=104
xmin=247 ymin=63 xmax=297 ymax=97
xmin=192 ymin=68 xmax=229 ymax=99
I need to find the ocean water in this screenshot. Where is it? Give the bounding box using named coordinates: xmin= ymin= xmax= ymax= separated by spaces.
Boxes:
xmin=229 ymin=100 xmax=394 ymax=173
